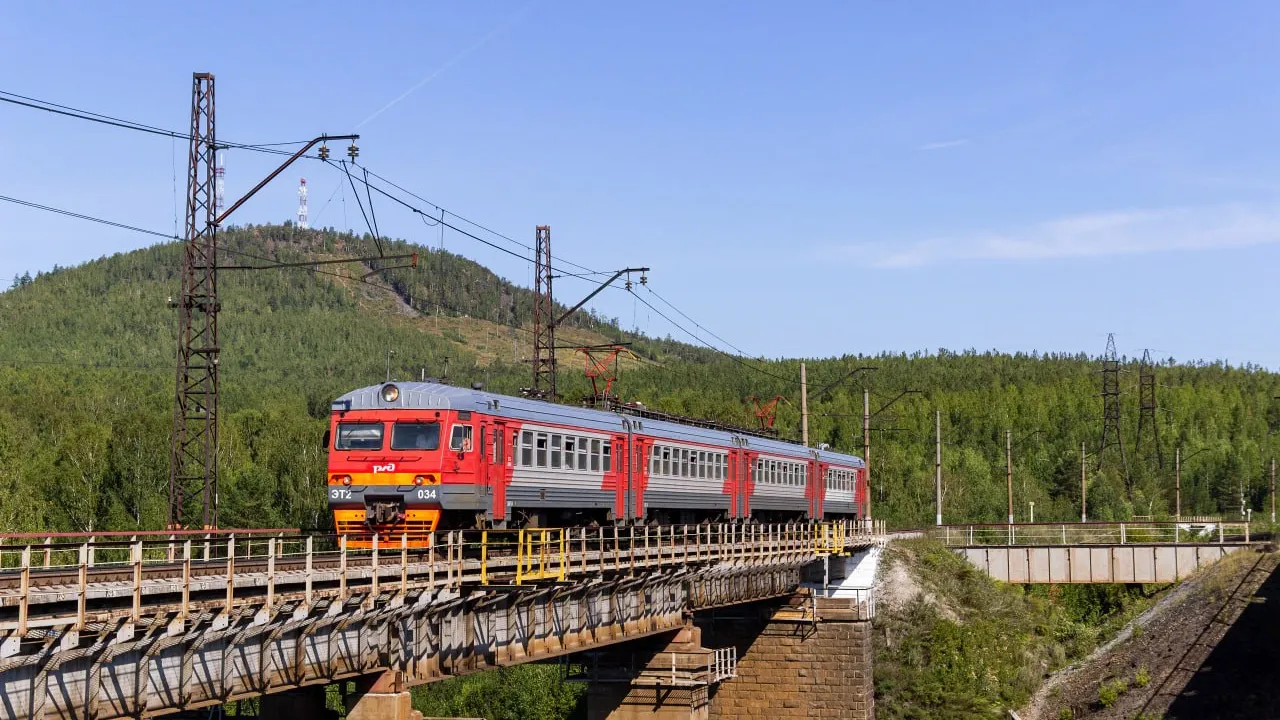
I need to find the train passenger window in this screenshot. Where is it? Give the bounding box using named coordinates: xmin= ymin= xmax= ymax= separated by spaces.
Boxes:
xmin=662 ymin=447 xmax=671 ymax=476
xmin=391 ymin=422 xmax=440 ymax=450
xmin=520 ymin=431 xmax=534 ymax=467
xmin=602 ymin=443 xmax=612 ymax=472
xmin=563 ymin=437 xmax=575 ymax=469
xmin=449 ymin=425 xmax=473 ymax=452
xmin=536 ymin=433 xmax=548 ymax=467
xmin=650 ymin=446 xmax=659 ymax=475
xmin=591 ymin=439 xmax=601 ymax=472
xmin=336 ymin=422 xmax=383 ymax=450
xmin=578 ymin=438 xmax=589 ymax=471
xmin=550 ymin=435 xmax=563 ymax=469
xmin=679 ymin=450 xmax=688 ymax=477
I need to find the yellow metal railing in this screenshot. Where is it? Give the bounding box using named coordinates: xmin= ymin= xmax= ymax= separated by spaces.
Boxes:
xmin=518 ymin=528 xmax=567 ymax=584
xmin=814 ymin=522 xmax=844 ymax=554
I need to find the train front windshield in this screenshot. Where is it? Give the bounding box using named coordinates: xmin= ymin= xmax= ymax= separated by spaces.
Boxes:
xmin=391 ymin=422 xmax=441 ymax=450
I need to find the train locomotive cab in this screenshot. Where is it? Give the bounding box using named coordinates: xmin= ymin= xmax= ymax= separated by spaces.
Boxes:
xmin=327 ymin=382 xmax=486 ymax=546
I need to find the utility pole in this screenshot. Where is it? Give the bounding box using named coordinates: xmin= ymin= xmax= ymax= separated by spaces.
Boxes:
xmin=935 ymin=409 xmax=943 ymax=526
xmin=863 ymin=388 xmax=871 ymax=521
xmin=1006 ymin=429 xmax=1014 ymax=524
xmin=169 ymin=73 xmax=218 ymax=531
xmin=800 ymin=362 xmax=809 ymax=447
xmin=1081 ymin=442 xmax=1088 ymax=522
xmin=531 ymin=225 xmax=555 ymax=400
xmin=1099 ymin=333 xmax=1130 ymax=488
xmin=1136 ymin=349 xmax=1163 ymax=468
xmin=167 ymin=72 xmax=361 ymax=530
xmin=1175 ymin=447 xmax=1181 ymax=520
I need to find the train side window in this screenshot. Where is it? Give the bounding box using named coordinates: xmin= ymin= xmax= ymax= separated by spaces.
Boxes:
xmin=551 ymin=434 xmax=563 ymax=469
xmin=563 ymin=437 xmax=576 ymax=469
xmin=493 ymin=429 xmax=504 ymax=464
xmin=536 ymin=433 xmax=548 ymax=467
xmin=661 ymin=447 xmax=671 ymax=476
xmin=579 ymin=437 xmax=589 ymax=471
xmin=591 ymin=439 xmax=601 ymax=472
xmin=649 ymin=446 xmax=658 ymax=475
xmin=449 ymin=424 xmax=473 ymax=452
xmin=602 ymin=443 xmax=612 ymax=472
xmin=520 ymin=431 xmax=533 ymax=467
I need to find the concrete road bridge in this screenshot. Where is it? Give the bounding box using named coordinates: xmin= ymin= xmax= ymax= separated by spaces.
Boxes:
xmin=933 ymin=521 xmax=1257 ymax=583
xmin=0 ymin=521 xmax=886 ymax=720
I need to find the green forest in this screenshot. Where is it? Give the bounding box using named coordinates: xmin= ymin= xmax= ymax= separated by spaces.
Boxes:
xmin=3 ymin=224 xmax=1279 ymax=535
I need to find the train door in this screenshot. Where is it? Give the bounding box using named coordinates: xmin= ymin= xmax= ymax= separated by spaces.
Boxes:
xmin=737 ymin=450 xmax=754 ymax=520
xmin=485 ymin=421 xmax=508 ymax=525
xmin=809 ymin=461 xmax=825 ymax=520
xmin=631 ymin=436 xmax=651 ymax=522
xmin=611 ymin=434 xmax=629 ymax=522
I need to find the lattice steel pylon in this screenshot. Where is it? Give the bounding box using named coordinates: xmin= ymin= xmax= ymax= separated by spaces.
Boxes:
xmin=531 ymin=225 xmax=556 ymax=400
xmin=1099 ymin=333 xmax=1131 ymax=487
xmin=169 ymin=73 xmax=219 ymax=529
xmin=1135 ymin=348 xmax=1163 ymax=469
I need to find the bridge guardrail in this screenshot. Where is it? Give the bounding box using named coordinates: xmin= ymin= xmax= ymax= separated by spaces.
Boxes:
xmin=929 ymin=521 xmax=1252 ymax=547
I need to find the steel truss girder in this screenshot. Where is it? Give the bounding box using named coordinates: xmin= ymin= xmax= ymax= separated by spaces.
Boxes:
xmin=2 ymin=558 xmax=810 ymax=719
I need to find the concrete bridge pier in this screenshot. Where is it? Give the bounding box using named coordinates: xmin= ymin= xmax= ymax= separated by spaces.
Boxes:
xmin=700 ymin=591 xmax=876 ymax=720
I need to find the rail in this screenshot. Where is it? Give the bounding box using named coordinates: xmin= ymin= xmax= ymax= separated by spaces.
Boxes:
xmin=930 ymin=521 xmax=1252 ymax=547
xmin=0 ymin=520 xmax=883 ymax=633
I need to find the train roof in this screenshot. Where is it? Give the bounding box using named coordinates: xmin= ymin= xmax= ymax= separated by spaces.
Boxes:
xmin=332 ymin=381 xmax=864 ymax=468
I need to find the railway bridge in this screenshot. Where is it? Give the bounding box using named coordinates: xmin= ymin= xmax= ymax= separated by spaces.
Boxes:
xmin=0 ymin=521 xmax=884 ymax=720
xmin=934 ymin=521 xmax=1257 ymax=583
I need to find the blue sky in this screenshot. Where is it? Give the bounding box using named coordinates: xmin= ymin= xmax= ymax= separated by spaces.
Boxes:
xmin=3 ymin=2 xmax=1280 ymax=366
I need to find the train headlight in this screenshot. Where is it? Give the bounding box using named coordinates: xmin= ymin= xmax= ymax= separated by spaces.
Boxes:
xmin=413 ymin=475 xmax=427 ymax=485
xmin=381 ymin=384 xmax=400 ymax=403
xmin=340 ymin=475 xmax=353 ymax=486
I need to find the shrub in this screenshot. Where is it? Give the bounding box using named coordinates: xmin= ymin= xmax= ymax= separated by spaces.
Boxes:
xmin=1135 ymin=665 xmax=1151 ymax=688
xmin=1098 ymin=678 xmax=1128 ymax=708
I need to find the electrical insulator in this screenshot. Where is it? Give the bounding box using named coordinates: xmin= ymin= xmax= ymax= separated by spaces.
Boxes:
xmin=348 ymin=143 xmax=359 ymax=161
xmin=640 ymin=272 xmax=648 ymax=285
xmin=318 ymin=144 xmax=329 ymax=161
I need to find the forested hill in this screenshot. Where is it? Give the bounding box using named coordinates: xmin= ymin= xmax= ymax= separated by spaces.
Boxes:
xmin=2 ymin=224 xmax=1279 ymax=534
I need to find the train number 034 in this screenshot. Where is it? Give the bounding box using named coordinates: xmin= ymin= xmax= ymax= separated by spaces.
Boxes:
xmin=415 ymin=488 xmax=438 ymax=500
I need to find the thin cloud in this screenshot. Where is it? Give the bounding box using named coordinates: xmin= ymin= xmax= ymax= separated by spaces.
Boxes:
xmin=916 ymin=139 xmax=969 ymax=151
xmin=354 ymin=3 xmax=536 ymax=130
xmin=835 ymin=203 xmax=1280 ymax=268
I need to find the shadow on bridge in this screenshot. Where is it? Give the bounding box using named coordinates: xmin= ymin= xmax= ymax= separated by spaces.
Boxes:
xmin=1158 ymin=552 xmax=1280 ymax=719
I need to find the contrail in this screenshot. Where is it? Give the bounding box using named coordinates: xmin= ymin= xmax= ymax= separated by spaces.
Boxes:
xmin=354 ymin=3 xmax=536 ymax=131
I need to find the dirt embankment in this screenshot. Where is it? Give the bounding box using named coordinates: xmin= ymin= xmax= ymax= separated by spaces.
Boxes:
xmin=1020 ymin=547 xmax=1280 ymax=720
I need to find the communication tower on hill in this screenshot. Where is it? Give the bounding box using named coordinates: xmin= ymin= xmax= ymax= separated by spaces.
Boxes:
xmin=297 ymin=177 xmax=309 ymax=229
xmin=214 ymin=152 xmax=225 ymax=215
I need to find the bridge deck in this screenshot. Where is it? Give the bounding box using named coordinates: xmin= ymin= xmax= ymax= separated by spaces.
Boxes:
xmin=0 ymin=522 xmax=885 ymax=720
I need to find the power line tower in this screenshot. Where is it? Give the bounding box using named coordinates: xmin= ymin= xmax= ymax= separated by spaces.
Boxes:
xmin=1098 ymin=333 xmax=1130 ymax=487
xmin=168 ymin=73 xmax=219 ymax=529
xmin=531 ymin=225 xmax=556 ymax=399
xmin=1135 ymin=348 xmax=1163 ymax=468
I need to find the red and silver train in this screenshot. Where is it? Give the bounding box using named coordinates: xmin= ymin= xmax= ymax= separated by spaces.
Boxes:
xmin=326 ymin=381 xmax=866 ymax=542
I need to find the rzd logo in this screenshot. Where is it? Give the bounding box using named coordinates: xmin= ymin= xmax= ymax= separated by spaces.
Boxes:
xmin=372 ymin=463 xmax=397 ymax=473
